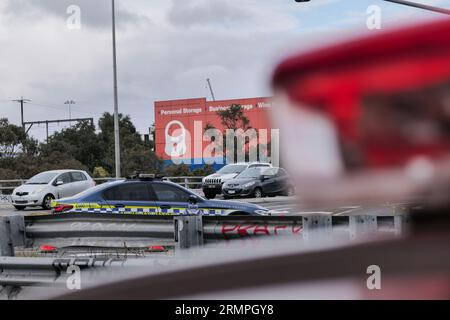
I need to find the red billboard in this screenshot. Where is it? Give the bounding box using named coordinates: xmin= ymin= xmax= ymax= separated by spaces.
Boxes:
xmin=154 ymin=97 xmax=275 ymax=167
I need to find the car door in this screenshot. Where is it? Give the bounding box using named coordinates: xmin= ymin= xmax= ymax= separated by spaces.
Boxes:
xmin=273 ymin=168 xmax=287 ymax=194
xmin=77 ymin=171 xmax=92 ymax=191
xmin=69 ymin=171 xmax=87 ymax=195
xmin=260 ymin=168 xmax=278 ymax=195
xmin=273 ymin=168 xmax=289 ymax=194
xmin=54 ymin=172 xmax=74 ymax=199
xmin=102 ymin=182 xmax=157 ymax=214
xmin=149 ymin=183 xmax=192 ymax=215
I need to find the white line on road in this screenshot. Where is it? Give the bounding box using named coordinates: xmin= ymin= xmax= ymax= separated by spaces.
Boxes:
xmin=333 ymin=207 xmax=361 ymax=216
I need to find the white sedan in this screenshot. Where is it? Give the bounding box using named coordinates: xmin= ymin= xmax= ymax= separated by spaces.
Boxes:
xmin=11 ymin=170 xmax=96 ymax=210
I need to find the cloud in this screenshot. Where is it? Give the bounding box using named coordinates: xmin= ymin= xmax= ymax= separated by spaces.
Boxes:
xmin=2 ymin=0 xmax=151 ymax=29
xmin=167 ymin=0 xmax=301 ymax=32
xmin=0 ymin=0 xmax=448 ymax=141
xmin=168 ymin=0 xmax=251 ymax=28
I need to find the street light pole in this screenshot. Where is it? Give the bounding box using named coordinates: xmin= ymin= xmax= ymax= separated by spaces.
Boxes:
xmin=112 ymin=0 xmax=121 ymax=179
xmin=64 ymin=100 xmax=76 ymax=125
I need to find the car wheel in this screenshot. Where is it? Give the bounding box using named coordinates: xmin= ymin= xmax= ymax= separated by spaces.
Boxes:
xmin=14 ymin=206 xmax=26 ymax=211
xmin=203 ymin=190 xmax=216 ymax=199
xmin=42 ymin=194 xmax=55 ymax=210
xmin=254 ymin=187 xmax=263 ymax=198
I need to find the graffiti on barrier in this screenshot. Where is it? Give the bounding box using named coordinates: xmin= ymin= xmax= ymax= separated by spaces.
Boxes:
xmin=220 ymin=223 xmax=302 ymax=238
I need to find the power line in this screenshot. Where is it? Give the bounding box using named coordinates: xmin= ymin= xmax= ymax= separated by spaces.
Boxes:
xmin=28 ymin=101 xmax=89 ymax=116
xmin=23 ymin=118 xmax=94 ymax=144
xmin=27 ymin=102 xmax=63 ymax=111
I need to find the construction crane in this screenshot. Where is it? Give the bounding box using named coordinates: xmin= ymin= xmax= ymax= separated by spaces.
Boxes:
xmin=206 ymin=78 xmax=216 ymax=101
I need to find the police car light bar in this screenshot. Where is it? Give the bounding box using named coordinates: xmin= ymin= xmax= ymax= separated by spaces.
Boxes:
xmin=139 ymin=173 xmax=156 ymax=179
xmin=126 ymin=172 xmax=157 ymax=180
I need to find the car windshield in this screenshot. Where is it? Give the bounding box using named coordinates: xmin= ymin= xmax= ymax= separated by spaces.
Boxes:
xmin=25 ymin=172 xmax=58 ymax=185
xmin=216 ymin=164 xmax=248 ymax=174
xmin=236 ymin=167 xmax=267 ymax=179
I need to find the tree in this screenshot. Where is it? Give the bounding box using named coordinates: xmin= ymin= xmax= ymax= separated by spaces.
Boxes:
xmin=0 ymin=118 xmax=39 ymax=180
xmin=41 ymin=120 xmax=103 ymax=172
xmin=0 ymin=113 xmax=162 ymax=180
xmin=0 ymin=168 xmax=20 ymax=180
xmin=163 ymin=164 xmax=191 ymax=177
xmin=98 ymin=112 xmax=161 ymax=177
xmin=192 ymin=164 xmax=215 ymax=176
xmin=92 ymin=166 xmax=110 ymax=178
xmin=122 ymin=144 xmax=162 ymax=177
xmin=0 ymin=118 xmax=37 ymax=158
xmin=217 ymin=104 xmax=251 ymax=131
xmin=205 ymin=104 xmax=256 ymax=163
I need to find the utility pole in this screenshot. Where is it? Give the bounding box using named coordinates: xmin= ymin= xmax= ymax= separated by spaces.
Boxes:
xmin=207 ymin=78 xmax=216 ymax=101
xmin=112 ymin=0 xmax=121 ymax=179
xmin=12 ymin=97 xmax=31 ymax=130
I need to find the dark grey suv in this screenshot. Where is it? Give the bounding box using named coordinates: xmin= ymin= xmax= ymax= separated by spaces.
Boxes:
xmin=222 ymin=167 xmax=295 ymax=199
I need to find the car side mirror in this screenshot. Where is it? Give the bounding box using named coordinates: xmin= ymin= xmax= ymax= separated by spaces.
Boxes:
xmin=188 ymin=195 xmax=199 ymax=204
xmin=55 ymin=180 xmax=64 ymax=186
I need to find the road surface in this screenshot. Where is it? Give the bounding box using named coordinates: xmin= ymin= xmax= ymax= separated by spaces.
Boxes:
xmin=0 ymin=195 xmax=401 ymax=217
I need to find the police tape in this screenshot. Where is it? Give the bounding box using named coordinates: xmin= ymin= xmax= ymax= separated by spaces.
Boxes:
xmin=51 ymin=200 xmax=235 ymax=216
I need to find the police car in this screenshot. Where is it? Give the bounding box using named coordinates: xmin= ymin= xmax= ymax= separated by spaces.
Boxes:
xmin=51 ymin=175 xmax=272 ymax=216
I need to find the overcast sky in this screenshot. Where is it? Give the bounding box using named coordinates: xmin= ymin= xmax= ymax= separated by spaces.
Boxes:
xmin=0 ymin=0 xmax=448 ymax=141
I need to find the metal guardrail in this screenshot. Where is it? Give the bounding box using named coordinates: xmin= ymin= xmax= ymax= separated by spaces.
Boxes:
xmin=25 ymin=214 xmax=175 ymax=249
xmin=162 ymin=176 xmax=203 ymax=188
xmin=0 ymin=256 xmax=127 ymax=288
xmin=21 ymin=214 xmax=306 ymax=250
xmin=0 ymin=211 xmax=408 ymax=292
xmin=0 ymin=211 xmax=407 ymax=256
xmin=0 ymin=180 xmax=27 ymax=195
xmin=1 ymin=226 xmax=448 ymax=300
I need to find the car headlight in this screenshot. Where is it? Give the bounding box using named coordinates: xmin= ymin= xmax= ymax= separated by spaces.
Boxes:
xmin=243 ymin=181 xmax=256 ymax=188
xmin=255 ymin=209 xmax=270 ymax=215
